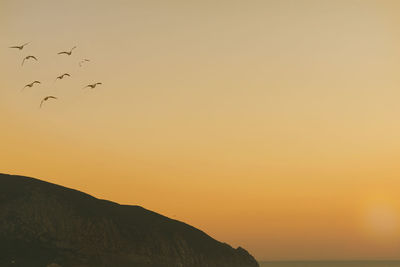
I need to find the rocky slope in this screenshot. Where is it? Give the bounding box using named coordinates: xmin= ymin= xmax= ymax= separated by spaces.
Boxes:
xmin=0 ymin=173 xmax=259 ymax=267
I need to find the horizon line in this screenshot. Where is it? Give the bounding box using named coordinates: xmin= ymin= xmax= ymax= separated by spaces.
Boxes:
xmin=259 ymin=259 xmax=400 ymax=262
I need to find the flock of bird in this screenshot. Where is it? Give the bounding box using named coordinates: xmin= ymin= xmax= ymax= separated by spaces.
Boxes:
xmin=9 ymin=42 xmax=102 ymax=108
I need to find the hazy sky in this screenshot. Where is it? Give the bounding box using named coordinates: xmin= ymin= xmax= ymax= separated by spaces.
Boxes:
xmin=1 ymin=0 xmax=400 ymax=261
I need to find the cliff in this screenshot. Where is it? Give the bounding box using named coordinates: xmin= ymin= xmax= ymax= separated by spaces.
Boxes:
xmin=0 ymin=173 xmax=259 ymax=267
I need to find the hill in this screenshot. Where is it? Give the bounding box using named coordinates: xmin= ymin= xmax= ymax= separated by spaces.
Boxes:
xmin=0 ymin=173 xmax=259 ymax=267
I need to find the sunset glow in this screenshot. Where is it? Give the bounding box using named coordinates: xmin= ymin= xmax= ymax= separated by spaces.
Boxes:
xmin=1 ymin=0 xmax=400 ymax=261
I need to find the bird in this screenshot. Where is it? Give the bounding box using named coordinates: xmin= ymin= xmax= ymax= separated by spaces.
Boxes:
xmin=83 ymin=82 xmax=102 ymax=89
xmin=9 ymin=42 xmax=30 ymax=50
xmin=21 ymin=80 xmax=41 ymax=91
xmin=79 ymin=59 xmax=90 ymax=67
xmin=21 ymin=55 xmax=38 ymax=66
xmin=55 ymin=73 xmax=71 ymax=82
xmin=58 ymin=46 xmax=77 ymax=56
xmin=40 ymin=96 xmax=57 ymax=108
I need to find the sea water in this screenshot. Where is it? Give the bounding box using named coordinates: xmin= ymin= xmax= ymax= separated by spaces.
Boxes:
xmin=259 ymin=262 xmax=400 ymax=267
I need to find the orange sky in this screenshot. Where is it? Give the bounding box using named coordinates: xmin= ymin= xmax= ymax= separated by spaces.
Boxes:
xmin=1 ymin=0 xmax=400 ymax=261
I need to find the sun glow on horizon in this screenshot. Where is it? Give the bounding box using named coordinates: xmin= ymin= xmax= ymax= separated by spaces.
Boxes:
xmin=361 ymin=193 xmax=400 ymax=243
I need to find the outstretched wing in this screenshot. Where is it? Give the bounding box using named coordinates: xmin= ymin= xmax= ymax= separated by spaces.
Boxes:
xmin=30 ymin=56 xmax=38 ymax=61
xmin=21 ymin=84 xmax=30 ymax=92
xmin=40 ymin=96 xmax=57 ymax=108
xmin=58 ymin=51 xmax=68 ymax=55
xmin=21 ymin=42 xmax=30 ymax=47
xmin=39 ymin=99 xmax=46 ymax=108
xmin=9 ymin=46 xmax=21 ymax=49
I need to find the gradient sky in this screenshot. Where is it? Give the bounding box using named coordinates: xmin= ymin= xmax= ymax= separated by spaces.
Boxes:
xmin=1 ymin=0 xmax=400 ymax=261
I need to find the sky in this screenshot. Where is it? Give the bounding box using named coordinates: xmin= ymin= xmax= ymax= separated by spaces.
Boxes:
xmin=1 ymin=0 xmax=400 ymax=261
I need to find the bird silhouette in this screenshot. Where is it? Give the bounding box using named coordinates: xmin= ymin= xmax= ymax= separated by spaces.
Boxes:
xmin=40 ymin=96 xmax=57 ymax=108
xmin=83 ymin=82 xmax=102 ymax=89
xmin=55 ymin=73 xmax=71 ymax=82
xmin=79 ymin=58 xmax=90 ymax=67
xmin=58 ymin=46 xmax=77 ymax=56
xmin=21 ymin=55 xmax=38 ymax=66
xmin=9 ymin=42 xmax=30 ymax=50
xmin=21 ymin=81 xmax=41 ymax=92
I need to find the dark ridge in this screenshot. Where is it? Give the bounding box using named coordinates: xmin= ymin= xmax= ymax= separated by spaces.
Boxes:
xmin=0 ymin=173 xmax=259 ymax=267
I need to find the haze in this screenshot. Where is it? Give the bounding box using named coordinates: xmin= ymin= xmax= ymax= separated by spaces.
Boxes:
xmin=1 ymin=0 xmax=400 ymax=261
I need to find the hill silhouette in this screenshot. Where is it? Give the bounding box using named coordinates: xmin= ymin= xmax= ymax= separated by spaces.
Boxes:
xmin=0 ymin=173 xmax=259 ymax=267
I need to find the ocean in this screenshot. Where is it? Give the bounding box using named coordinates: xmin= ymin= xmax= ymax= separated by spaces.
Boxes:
xmin=259 ymin=262 xmax=400 ymax=267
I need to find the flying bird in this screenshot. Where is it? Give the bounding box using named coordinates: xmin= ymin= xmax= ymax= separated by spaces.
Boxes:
xmin=40 ymin=96 xmax=57 ymax=108
xmin=58 ymin=46 xmax=77 ymax=56
xmin=21 ymin=81 xmax=41 ymax=92
xmin=21 ymin=55 xmax=38 ymax=66
xmin=83 ymin=82 xmax=102 ymax=89
xmin=55 ymin=73 xmax=71 ymax=82
xmin=9 ymin=42 xmax=30 ymax=50
xmin=79 ymin=59 xmax=90 ymax=67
